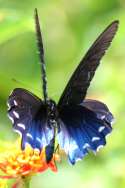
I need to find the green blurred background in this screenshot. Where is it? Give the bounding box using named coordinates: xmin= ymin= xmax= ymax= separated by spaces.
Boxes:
xmin=0 ymin=0 xmax=125 ymax=187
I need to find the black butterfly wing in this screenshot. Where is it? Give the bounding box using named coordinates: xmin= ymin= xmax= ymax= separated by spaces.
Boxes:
xmin=57 ymin=104 xmax=112 ymax=164
xmin=7 ymin=88 xmax=54 ymax=151
xmin=82 ymin=99 xmax=114 ymax=124
xmin=58 ymin=21 xmax=119 ymax=106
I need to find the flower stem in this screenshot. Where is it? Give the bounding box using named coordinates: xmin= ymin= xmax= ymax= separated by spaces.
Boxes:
xmin=13 ymin=177 xmax=30 ymax=188
xmin=22 ymin=176 xmax=30 ymax=188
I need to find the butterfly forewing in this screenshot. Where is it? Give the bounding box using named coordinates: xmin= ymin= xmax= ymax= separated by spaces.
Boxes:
xmin=58 ymin=21 xmax=119 ymax=106
xmin=7 ymin=88 xmax=54 ymax=151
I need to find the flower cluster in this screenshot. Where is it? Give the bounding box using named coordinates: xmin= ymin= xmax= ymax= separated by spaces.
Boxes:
xmin=0 ymin=139 xmax=60 ymax=187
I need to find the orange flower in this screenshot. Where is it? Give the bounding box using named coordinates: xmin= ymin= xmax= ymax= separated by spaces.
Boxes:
xmin=0 ymin=139 xmax=59 ymax=179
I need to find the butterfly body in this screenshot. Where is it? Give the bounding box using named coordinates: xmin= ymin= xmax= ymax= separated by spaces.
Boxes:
xmin=7 ymin=9 xmax=119 ymax=164
xmin=46 ymin=99 xmax=58 ymax=129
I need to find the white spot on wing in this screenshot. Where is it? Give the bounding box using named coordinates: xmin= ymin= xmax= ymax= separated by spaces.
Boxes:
xmin=83 ymin=143 xmax=90 ymax=149
xmin=13 ymin=111 xmax=19 ymax=119
xmin=9 ymin=90 xmax=13 ymax=97
xmin=14 ymin=100 xmax=18 ymax=106
xmin=92 ymin=137 xmax=100 ymax=142
xmin=7 ymin=102 xmax=11 ymax=110
xmin=98 ymin=126 xmax=105 ymax=132
xmin=36 ymin=137 xmax=42 ymax=144
xmin=76 ymin=158 xmax=81 ymax=162
xmin=17 ymin=123 xmax=25 ymax=130
xmin=105 ymin=132 xmax=111 ymax=138
xmin=96 ymin=145 xmax=104 ymax=152
xmin=8 ymin=114 xmax=14 ymax=124
xmin=13 ymin=129 xmax=22 ymax=137
xmin=111 ymin=117 xmax=115 ymax=125
xmin=26 ymin=133 xmax=33 ymax=139
xmin=101 ymin=115 xmax=105 ymax=120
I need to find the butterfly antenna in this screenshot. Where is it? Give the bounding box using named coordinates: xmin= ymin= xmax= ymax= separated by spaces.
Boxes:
xmin=34 ymin=8 xmax=48 ymax=103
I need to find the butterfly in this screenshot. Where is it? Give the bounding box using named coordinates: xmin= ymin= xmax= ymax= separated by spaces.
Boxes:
xmin=7 ymin=8 xmax=119 ymax=165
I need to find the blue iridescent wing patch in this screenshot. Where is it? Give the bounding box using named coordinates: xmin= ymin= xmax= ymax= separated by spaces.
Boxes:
xmin=57 ymin=104 xmax=113 ymax=164
xmin=7 ymin=88 xmax=54 ymax=151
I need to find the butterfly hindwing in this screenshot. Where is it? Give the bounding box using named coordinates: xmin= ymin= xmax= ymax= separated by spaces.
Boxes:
xmin=82 ymin=99 xmax=114 ymax=124
xmin=7 ymin=88 xmax=54 ymax=151
xmin=57 ymin=104 xmax=112 ymax=164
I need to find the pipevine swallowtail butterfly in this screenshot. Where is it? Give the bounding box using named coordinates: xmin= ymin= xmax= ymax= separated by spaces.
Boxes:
xmin=7 ymin=9 xmax=119 ymax=164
